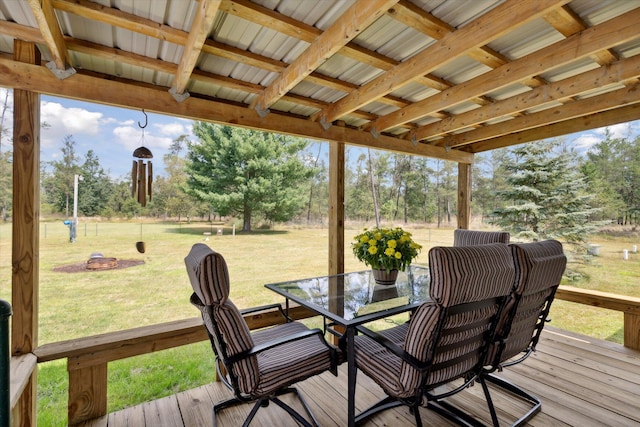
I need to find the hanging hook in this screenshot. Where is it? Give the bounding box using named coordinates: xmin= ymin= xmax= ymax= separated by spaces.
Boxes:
xmin=138 ymin=109 xmax=148 ymax=129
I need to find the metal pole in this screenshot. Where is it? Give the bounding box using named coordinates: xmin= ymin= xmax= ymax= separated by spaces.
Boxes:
xmin=0 ymin=299 xmax=12 ymax=427
xmin=71 ymin=174 xmax=83 ymax=242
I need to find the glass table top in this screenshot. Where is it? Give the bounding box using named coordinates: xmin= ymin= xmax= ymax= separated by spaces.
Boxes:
xmin=265 ymin=265 xmax=430 ymax=325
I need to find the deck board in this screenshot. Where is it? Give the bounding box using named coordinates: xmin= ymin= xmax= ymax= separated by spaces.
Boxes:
xmin=91 ymin=327 xmax=640 ymax=426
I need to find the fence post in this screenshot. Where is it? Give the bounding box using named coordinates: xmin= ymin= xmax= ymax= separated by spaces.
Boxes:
xmin=0 ymin=299 xmax=12 ymax=427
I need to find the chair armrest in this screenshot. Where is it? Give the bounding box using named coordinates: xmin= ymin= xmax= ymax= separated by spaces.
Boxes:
xmin=226 ymin=327 xmax=328 ymax=365
xmin=355 ymin=325 xmax=428 ymax=372
xmin=240 ymin=303 xmax=287 ymax=319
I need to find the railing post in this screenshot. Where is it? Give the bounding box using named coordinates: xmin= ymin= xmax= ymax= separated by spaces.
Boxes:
xmin=0 ymin=299 xmax=12 ymax=427
xmin=624 ymin=312 xmax=640 ymax=350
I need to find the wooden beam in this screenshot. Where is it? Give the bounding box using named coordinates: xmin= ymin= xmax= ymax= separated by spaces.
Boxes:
xmin=328 ymin=141 xmax=345 ymax=277
xmin=443 ymin=84 xmax=640 ymax=148
xmin=0 ymin=57 xmax=473 ymax=164
xmin=27 ymin=0 xmax=70 ymax=70
xmin=467 ymin=103 xmax=640 ymax=153
xmin=457 ymin=162 xmax=472 ymax=230
xmin=52 ymin=0 xmax=186 ymax=44
xmin=415 ymin=54 xmax=640 ymax=141
xmin=320 ymin=0 xmax=569 ymax=127
xmin=443 ymin=83 xmax=640 ymax=149
xmin=46 ymin=0 xmax=441 ymax=115
xmin=68 ymin=364 xmax=106 ymax=425
xmin=390 ymin=0 xmax=543 ymax=86
xmin=11 ymin=39 xmax=40 ymax=427
xmin=220 ymin=0 xmax=481 ymax=111
xmin=544 ymin=4 xmax=618 ymax=65
xmin=170 ymin=0 xmax=221 ymax=98
xmin=250 ymin=0 xmax=397 ymax=115
xmin=385 ymin=5 xmax=640 ymax=137
xmin=9 ymin=354 xmax=37 ymax=409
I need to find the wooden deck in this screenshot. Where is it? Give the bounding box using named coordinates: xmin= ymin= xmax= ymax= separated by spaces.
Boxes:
xmin=81 ymin=327 xmax=640 ymax=427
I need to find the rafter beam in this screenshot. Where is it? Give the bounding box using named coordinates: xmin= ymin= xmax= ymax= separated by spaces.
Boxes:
xmin=221 ymin=0 xmax=473 ymax=114
xmin=250 ymin=0 xmax=397 ymax=116
xmin=49 ymin=0 xmax=409 ymax=111
xmin=320 ymin=0 xmax=569 ymax=128
xmin=466 ymin=103 xmax=640 ymax=153
xmin=439 ymin=83 xmax=640 ymax=149
xmin=416 ymin=54 xmax=640 ymax=140
xmin=0 ymin=56 xmax=473 ymax=164
xmin=394 ymin=6 xmax=640 ymax=142
xmin=544 ymin=4 xmax=618 ymax=65
xmin=169 ymin=0 xmax=221 ymax=101
xmin=27 ymin=0 xmax=75 ymax=78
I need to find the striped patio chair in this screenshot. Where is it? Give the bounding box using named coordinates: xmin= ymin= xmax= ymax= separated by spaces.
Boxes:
xmin=185 ymin=243 xmax=338 ymax=427
xmin=432 ymin=240 xmax=567 ymax=426
xmin=352 ymin=243 xmax=516 ymax=427
xmin=454 ymin=229 xmax=510 ymax=246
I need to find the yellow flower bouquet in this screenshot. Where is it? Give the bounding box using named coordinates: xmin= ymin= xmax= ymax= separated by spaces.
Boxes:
xmin=352 ymin=227 xmax=422 ymax=273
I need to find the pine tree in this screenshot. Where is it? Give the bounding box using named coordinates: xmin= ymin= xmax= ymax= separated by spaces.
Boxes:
xmin=491 ymin=139 xmax=600 ymax=250
xmin=186 ymin=123 xmax=312 ymax=232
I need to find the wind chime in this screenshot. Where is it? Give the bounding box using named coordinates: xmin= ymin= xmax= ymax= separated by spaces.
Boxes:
xmin=131 ymin=110 xmax=153 ymax=207
xmin=132 ymin=110 xmax=153 ymax=253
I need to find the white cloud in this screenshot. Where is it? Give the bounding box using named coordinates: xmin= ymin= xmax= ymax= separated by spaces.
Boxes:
xmin=593 ymin=123 xmax=634 ymax=139
xmin=40 ymin=101 xmax=104 ymax=148
xmin=572 ymin=133 xmax=601 ymax=151
xmin=153 ymin=121 xmax=188 ymax=137
xmin=112 ymin=125 xmax=172 ymax=154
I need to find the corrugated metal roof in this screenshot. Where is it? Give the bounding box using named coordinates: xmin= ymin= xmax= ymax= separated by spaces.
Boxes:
xmin=1 ymin=0 xmax=639 ymax=159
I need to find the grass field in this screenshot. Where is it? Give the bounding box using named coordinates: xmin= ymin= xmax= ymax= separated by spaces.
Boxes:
xmin=1 ymin=220 xmax=639 ymax=425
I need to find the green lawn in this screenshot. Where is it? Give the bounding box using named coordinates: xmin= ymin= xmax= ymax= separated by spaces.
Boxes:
xmin=1 ymin=220 xmax=638 ymax=425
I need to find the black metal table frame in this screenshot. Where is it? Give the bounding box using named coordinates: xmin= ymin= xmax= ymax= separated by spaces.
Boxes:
xmin=265 ymin=269 xmax=428 ymax=427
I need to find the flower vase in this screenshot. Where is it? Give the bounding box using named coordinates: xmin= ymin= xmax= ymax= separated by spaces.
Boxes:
xmin=372 ymin=268 xmax=399 ymax=286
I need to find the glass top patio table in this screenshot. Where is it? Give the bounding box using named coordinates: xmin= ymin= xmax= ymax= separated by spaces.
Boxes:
xmin=265 ymin=265 xmax=431 ymax=327
xmin=265 ymin=265 xmax=430 ymax=427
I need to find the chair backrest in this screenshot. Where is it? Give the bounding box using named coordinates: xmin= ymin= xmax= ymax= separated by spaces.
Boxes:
xmin=185 ymin=243 xmax=259 ymax=395
xmin=400 ymin=243 xmax=516 ymax=392
xmin=453 ymin=229 xmax=510 ymax=246
xmin=492 ymin=240 xmax=566 ymax=365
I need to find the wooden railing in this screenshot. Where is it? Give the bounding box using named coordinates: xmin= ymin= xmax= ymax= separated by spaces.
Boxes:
xmin=32 ymin=305 xmax=316 ymax=425
xmin=18 ymin=289 xmax=640 ymax=425
xmin=555 ymin=285 xmax=640 ymax=349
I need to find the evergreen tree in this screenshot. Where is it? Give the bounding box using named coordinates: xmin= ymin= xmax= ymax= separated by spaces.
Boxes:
xmin=491 ymin=139 xmax=600 ymax=250
xmin=186 ymin=123 xmax=312 ymax=232
xmin=582 ymin=131 xmax=640 ymax=225
xmin=77 ymin=150 xmax=113 ymax=216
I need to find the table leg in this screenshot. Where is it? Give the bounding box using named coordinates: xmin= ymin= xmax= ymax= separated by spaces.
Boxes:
xmin=347 ymin=326 xmax=356 ymax=427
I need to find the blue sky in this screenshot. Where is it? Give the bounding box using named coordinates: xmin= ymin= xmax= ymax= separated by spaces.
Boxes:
xmin=0 ymin=87 xmax=639 ymax=179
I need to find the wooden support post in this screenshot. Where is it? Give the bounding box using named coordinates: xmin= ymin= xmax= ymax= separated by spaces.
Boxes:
xmin=328 ymin=141 xmax=345 ymax=276
xmin=624 ymin=313 xmax=640 ymax=350
xmin=67 ymin=362 xmax=107 ymax=425
xmin=328 ymin=141 xmax=345 ymax=344
xmin=11 ymin=39 xmax=41 ymax=427
xmin=457 ymin=161 xmax=472 ymax=230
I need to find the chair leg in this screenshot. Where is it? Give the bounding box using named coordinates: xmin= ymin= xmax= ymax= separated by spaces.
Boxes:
xmin=271 ymin=387 xmax=319 ymax=427
xmin=213 ymin=396 xmax=251 ymax=427
xmin=484 ymin=373 xmax=541 ymax=427
xmin=479 ymin=376 xmax=500 ymax=427
xmin=354 ymin=395 xmax=405 ymax=426
xmin=411 ymin=401 xmax=423 ymax=427
xmin=212 ymin=387 xmax=321 ymax=427
xmin=427 ymin=400 xmax=486 ymax=427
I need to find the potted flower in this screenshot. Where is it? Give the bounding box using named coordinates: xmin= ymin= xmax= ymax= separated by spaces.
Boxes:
xmin=352 ymin=226 xmax=422 ymax=285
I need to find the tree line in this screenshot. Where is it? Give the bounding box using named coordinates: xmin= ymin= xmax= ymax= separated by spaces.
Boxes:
xmin=1 ymin=120 xmax=639 ymax=241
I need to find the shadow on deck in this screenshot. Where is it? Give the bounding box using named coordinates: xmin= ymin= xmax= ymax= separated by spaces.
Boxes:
xmin=80 ymin=327 xmax=640 ymax=426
